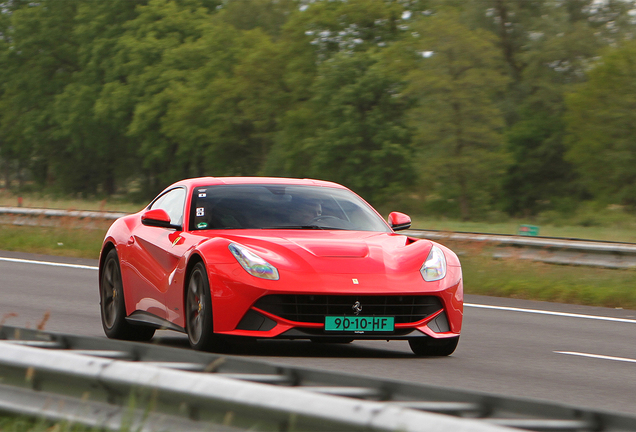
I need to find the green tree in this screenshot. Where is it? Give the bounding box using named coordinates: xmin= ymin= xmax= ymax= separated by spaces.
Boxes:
xmin=217 ymin=0 xmax=297 ymax=38
xmin=112 ymin=0 xmax=218 ymax=195
xmin=501 ymin=2 xmax=600 ymax=215
xmin=0 ymin=0 xmax=79 ymax=190
xmin=0 ymin=5 xmax=12 ymax=187
xmin=266 ymin=0 xmax=415 ymax=203
xmin=159 ymin=23 xmax=290 ymax=178
xmin=583 ymin=0 xmax=636 ymax=45
xmin=269 ymin=0 xmax=410 ymax=124
xmin=502 ymin=111 xmax=577 ymax=216
xmin=565 ymin=41 xmax=636 ymax=207
xmin=389 ymin=11 xmax=510 ymax=220
xmin=284 ymin=0 xmax=404 ymax=60
xmin=52 ymin=0 xmax=145 ymax=195
xmin=268 ymin=50 xmax=414 ymax=203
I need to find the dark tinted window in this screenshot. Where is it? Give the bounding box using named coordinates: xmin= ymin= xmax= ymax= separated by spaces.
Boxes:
xmin=189 ymin=185 xmax=389 ymax=232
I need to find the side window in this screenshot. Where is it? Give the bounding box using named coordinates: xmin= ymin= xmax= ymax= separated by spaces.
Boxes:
xmin=150 ymin=188 xmax=186 ymax=227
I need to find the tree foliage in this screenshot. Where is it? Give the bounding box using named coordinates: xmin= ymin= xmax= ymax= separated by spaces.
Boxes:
xmin=565 ymin=41 xmax=636 ymax=207
xmin=387 ymin=11 xmax=510 ymax=219
xmin=268 ymin=50 xmax=414 ymax=202
xmin=1 ymin=0 xmax=636 ymax=217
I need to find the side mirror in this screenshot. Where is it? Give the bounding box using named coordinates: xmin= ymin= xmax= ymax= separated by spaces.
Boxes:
xmin=141 ymin=209 xmax=181 ymax=230
xmin=388 ymin=212 xmax=411 ymax=231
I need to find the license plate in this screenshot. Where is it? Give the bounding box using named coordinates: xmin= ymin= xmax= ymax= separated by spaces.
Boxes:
xmin=324 ymin=316 xmax=394 ymax=332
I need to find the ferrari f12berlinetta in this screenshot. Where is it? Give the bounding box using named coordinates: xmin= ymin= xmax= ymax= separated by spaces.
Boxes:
xmin=99 ymin=177 xmax=463 ymax=355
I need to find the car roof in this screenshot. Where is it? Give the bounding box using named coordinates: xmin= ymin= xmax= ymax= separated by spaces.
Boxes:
xmin=172 ymin=177 xmax=348 ymax=190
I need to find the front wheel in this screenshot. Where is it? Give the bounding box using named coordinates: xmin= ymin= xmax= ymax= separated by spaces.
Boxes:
xmin=186 ymin=262 xmax=229 ymax=352
xmin=100 ymin=248 xmax=155 ymax=341
xmin=408 ymin=336 xmax=459 ymax=356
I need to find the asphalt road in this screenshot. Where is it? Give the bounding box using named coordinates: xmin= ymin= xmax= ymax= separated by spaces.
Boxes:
xmin=1 ymin=250 xmax=635 ymax=417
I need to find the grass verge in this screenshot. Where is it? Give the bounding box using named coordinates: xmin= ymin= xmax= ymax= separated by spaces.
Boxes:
xmin=0 ymin=190 xmax=143 ymax=213
xmin=458 ymin=245 xmax=636 ymax=309
xmin=0 ymin=225 xmax=105 ymax=259
xmin=0 ymin=416 xmax=94 ymax=432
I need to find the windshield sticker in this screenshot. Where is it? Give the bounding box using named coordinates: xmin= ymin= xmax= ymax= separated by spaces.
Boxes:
xmin=198 ymin=193 xmax=206 ymax=198
xmin=196 ymin=208 xmax=205 ymax=217
xmin=197 ymin=222 xmax=208 ymax=229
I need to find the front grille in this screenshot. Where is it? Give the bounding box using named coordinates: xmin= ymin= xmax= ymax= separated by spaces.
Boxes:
xmin=253 ymin=295 xmax=443 ymax=324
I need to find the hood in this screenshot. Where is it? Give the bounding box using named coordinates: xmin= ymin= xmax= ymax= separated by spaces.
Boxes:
xmin=289 ymin=237 xmax=370 ymax=258
xmin=214 ymin=230 xmax=433 ymax=276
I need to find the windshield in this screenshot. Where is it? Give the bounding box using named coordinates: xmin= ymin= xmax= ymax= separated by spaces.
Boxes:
xmin=189 ymin=184 xmax=390 ymax=232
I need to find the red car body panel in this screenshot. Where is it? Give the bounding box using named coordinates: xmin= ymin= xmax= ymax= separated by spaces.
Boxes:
xmin=101 ymin=177 xmax=463 ymax=342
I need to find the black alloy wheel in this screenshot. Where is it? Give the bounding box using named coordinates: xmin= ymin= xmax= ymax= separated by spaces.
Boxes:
xmin=100 ymin=248 xmax=155 ymax=341
xmin=186 ymin=262 xmax=229 ymax=352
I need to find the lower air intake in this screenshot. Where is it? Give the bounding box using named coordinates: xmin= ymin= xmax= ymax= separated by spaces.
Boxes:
xmin=253 ymin=295 xmax=443 ymax=324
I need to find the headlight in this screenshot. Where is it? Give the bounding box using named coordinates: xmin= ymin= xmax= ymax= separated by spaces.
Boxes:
xmin=229 ymin=243 xmax=279 ymax=280
xmin=420 ymin=245 xmax=446 ymax=282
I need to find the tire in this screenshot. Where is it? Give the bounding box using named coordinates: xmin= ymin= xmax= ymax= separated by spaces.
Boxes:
xmin=186 ymin=262 xmax=229 ymax=352
xmin=408 ymin=336 xmax=459 ymax=356
xmin=100 ymin=249 xmax=155 ymax=341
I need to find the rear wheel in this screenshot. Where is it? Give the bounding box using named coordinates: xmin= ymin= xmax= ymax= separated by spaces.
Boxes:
xmin=409 ymin=336 xmax=459 ymax=356
xmin=186 ymin=262 xmax=229 ymax=352
xmin=100 ymin=249 xmax=155 ymax=341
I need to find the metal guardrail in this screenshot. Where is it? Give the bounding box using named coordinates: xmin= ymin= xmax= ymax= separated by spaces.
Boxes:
xmin=0 ymin=206 xmax=127 ymax=219
xmin=1 ymin=206 xmax=635 ymax=268
xmin=1 ymin=326 xmax=635 ymax=431
xmin=406 ymin=230 xmax=636 ymax=269
xmin=0 ymin=206 xmax=127 ymax=229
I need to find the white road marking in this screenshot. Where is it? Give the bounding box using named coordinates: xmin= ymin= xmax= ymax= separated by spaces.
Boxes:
xmin=0 ymin=256 xmax=98 ymax=271
xmin=1 ymin=256 xmax=636 ymax=325
xmin=555 ymin=351 xmax=636 ymax=364
xmin=465 ymin=303 xmax=636 ymax=324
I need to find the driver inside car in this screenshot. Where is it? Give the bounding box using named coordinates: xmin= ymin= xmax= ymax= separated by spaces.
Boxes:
xmin=289 ymin=199 xmax=323 ymax=226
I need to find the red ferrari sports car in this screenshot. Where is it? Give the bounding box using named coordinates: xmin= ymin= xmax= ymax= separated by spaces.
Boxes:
xmin=99 ymin=177 xmax=463 ymax=355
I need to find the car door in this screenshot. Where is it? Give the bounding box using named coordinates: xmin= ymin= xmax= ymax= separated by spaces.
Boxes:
xmin=122 ymin=187 xmax=189 ymax=320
